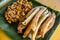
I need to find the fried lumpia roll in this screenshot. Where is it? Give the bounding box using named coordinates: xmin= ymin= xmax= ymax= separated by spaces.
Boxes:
xmin=36 ymin=13 xmax=56 ymax=38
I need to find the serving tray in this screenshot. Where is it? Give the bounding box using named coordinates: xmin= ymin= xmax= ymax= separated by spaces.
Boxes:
xmin=0 ymin=0 xmax=60 ymax=40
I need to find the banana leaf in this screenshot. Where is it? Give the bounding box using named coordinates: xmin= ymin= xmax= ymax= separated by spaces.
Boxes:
xmin=0 ymin=0 xmax=60 ymax=40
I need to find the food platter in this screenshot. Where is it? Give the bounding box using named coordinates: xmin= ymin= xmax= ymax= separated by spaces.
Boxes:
xmin=0 ymin=0 xmax=60 ymax=40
